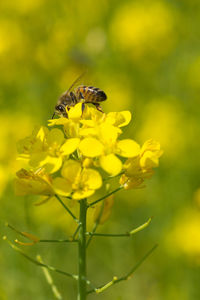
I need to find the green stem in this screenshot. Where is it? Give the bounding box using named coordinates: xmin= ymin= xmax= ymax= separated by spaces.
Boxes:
xmin=87 ymin=244 xmax=158 ymax=294
xmin=86 ymin=221 xmax=98 ymax=248
xmin=73 ymin=224 xmax=81 ymax=240
xmin=55 ymin=194 xmax=80 ymax=224
xmin=3 ymin=236 xmax=78 ymax=280
xmin=86 ymin=217 xmax=152 ymax=238
xmin=86 ymin=199 xmax=105 ymax=248
xmin=39 ymin=239 xmax=78 ymax=243
xmin=78 ymin=199 xmax=87 ymax=300
xmin=87 ymin=186 xmax=123 ymax=208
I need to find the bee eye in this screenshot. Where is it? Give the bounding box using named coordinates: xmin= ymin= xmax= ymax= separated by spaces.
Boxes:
xmin=56 ymin=105 xmax=65 ymax=112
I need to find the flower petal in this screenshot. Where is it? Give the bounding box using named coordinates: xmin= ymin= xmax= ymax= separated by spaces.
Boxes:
xmin=80 ymin=120 xmax=95 ymax=127
xmin=14 ymin=169 xmax=53 ymax=196
xmin=47 ymin=128 xmax=64 ymax=146
xmin=106 ymin=111 xmax=131 ymax=127
xmin=36 ymin=126 xmax=49 ymax=142
xmin=61 ymin=160 xmax=81 ymax=182
xmin=140 ymin=151 xmax=159 ymax=168
xmin=99 ymin=123 xmax=121 ymax=145
xmin=72 ymin=189 xmax=94 ymax=200
xmin=44 ymin=156 xmax=63 ymax=173
xmin=60 ymin=138 xmax=80 ymax=155
xmin=64 ymin=120 xmax=80 ymax=138
xmin=79 ymin=127 xmax=97 ymax=137
xmin=52 ymin=177 xmax=72 ymax=196
xmin=118 ymin=111 xmax=132 ymax=127
xmin=81 ymin=168 xmax=102 ymax=189
xmin=116 ymin=139 xmax=140 ymax=157
xmin=30 ymin=155 xmax=62 ymax=174
xmin=100 ymin=154 xmax=122 ymax=175
xmin=68 ymin=103 xmax=83 ymax=120
xmin=140 ymin=139 xmax=163 ymax=168
xmin=48 ymin=118 xmax=69 ymax=127
xmin=79 ymin=138 xmax=104 ymax=157
xmin=29 ymin=152 xmax=48 ymax=168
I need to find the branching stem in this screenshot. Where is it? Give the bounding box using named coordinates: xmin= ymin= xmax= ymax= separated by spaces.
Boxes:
xmin=86 ymin=217 xmax=152 ymax=238
xmin=87 ymin=244 xmax=158 ymax=294
xmin=55 ymin=194 xmax=80 ymax=224
xmin=87 ymin=186 xmax=123 ymax=208
xmin=86 ymin=199 xmax=105 ymax=248
xmin=3 ymin=236 xmax=78 ymax=280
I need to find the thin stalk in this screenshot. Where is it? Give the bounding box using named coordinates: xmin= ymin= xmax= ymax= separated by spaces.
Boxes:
xmin=86 ymin=232 xmax=130 ymax=237
xmin=86 ymin=199 xmax=105 ymax=248
xmin=86 ymin=222 xmax=98 ymax=248
xmin=78 ymin=199 xmax=87 ymax=300
xmin=87 ymin=186 xmax=123 ymax=208
xmin=3 ymin=236 xmax=78 ymax=280
xmin=39 ymin=239 xmax=78 ymax=243
xmin=86 ymin=217 xmax=152 ymax=238
xmin=37 ymin=255 xmax=63 ymax=300
xmin=87 ymin=244 xmax=158 ymax=294
xmin=73 ymin=224 xmax=81 ymax=240
xmin=55 ymin=194 xmax=80 ymax=224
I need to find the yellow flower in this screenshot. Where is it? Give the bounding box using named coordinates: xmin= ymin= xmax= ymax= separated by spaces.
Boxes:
xmin=79 ymin=133 xmax=140 ymax=175
xmin=105 ymin=111 xmax=132 ymax=127
xmin=49 ymin=104 xmax=138 ymax=176
xmin=14 ymin=168 xmax=54 ymax=196
xmin=15 ymin=103 xmax=162 ymax=200
xmin=18 ymin=126 xmax=80 ymax=173
xmin=120 ymin=139 xmax=163 ymax=189
xmin=140 ymin=139 xmax=163 ymax=169
xmin=78 ymin=109 xmax=140 ymax=175
xmin=48 ymin=103 xmax=91 ymax=138
xmin=53 ymin=160 xmax=102 ymax=200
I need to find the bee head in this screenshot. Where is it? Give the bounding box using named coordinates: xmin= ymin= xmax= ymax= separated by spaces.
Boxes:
xmin=53 ymin=92 xmax=74 ymax=118
xmin=55 ymin=104 xmax=66 ymax=114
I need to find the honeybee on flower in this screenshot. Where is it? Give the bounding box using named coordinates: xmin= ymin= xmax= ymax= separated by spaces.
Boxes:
xmin=53 ymin=74 xmax=107 ymax=118
xmin=15 ymin=102 xmax=163 ymax=201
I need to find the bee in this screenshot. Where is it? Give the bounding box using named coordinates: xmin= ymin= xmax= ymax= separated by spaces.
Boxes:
xmin=53 ymin=74 xmax=107 ymax=118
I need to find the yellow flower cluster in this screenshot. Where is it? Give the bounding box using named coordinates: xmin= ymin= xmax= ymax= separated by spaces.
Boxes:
xmin=15 ymin=103 xmax=162 ymax=200
xmin=120 ymin=139 xmax=163 ymax=189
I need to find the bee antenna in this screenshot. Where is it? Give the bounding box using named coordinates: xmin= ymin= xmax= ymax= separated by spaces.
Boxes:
xmin=52 ymin=112 xmax=55 ymax=119
xmin=66 ymin=71 xmax=87 ymax=94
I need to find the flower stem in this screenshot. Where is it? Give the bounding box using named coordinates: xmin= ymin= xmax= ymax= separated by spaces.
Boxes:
xmin=55 ymin=194 xmax=80 ymax=224
xmin=86 ymin=217 xmax=152 ymax=238
xmin=87 ymin=186 xmax=123 ymax=208
xmin=78 ymin=199 xmax=87 ymax=300
xmin=87 ymin=244 xmax=158 ymax=294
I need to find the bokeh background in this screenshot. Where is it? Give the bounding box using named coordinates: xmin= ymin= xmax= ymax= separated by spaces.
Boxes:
xmin=0 ymin=0 xmax=200 ymax=299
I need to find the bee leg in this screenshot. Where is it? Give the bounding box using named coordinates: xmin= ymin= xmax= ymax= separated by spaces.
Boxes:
xmin=81 ymin=103 xmax=85 ymax=114
xmin=93 ymin=103 xmax=104 ymax=113
xmin=79 ymin=92 xmax=84 ymax=99
xmin=70 ymin=92 xmax=77 ymax=104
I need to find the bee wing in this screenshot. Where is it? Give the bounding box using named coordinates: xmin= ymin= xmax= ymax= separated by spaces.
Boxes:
xmin=65 ymin=71 xmax=87 ymax=94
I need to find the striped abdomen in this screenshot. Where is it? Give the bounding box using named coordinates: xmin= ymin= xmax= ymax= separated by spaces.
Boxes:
xmin=75 ymin=86 xmax=107 ymax=103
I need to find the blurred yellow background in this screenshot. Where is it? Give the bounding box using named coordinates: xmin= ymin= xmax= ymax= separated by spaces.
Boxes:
xmin=1 ymin=0 xmax=200 ymax=299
